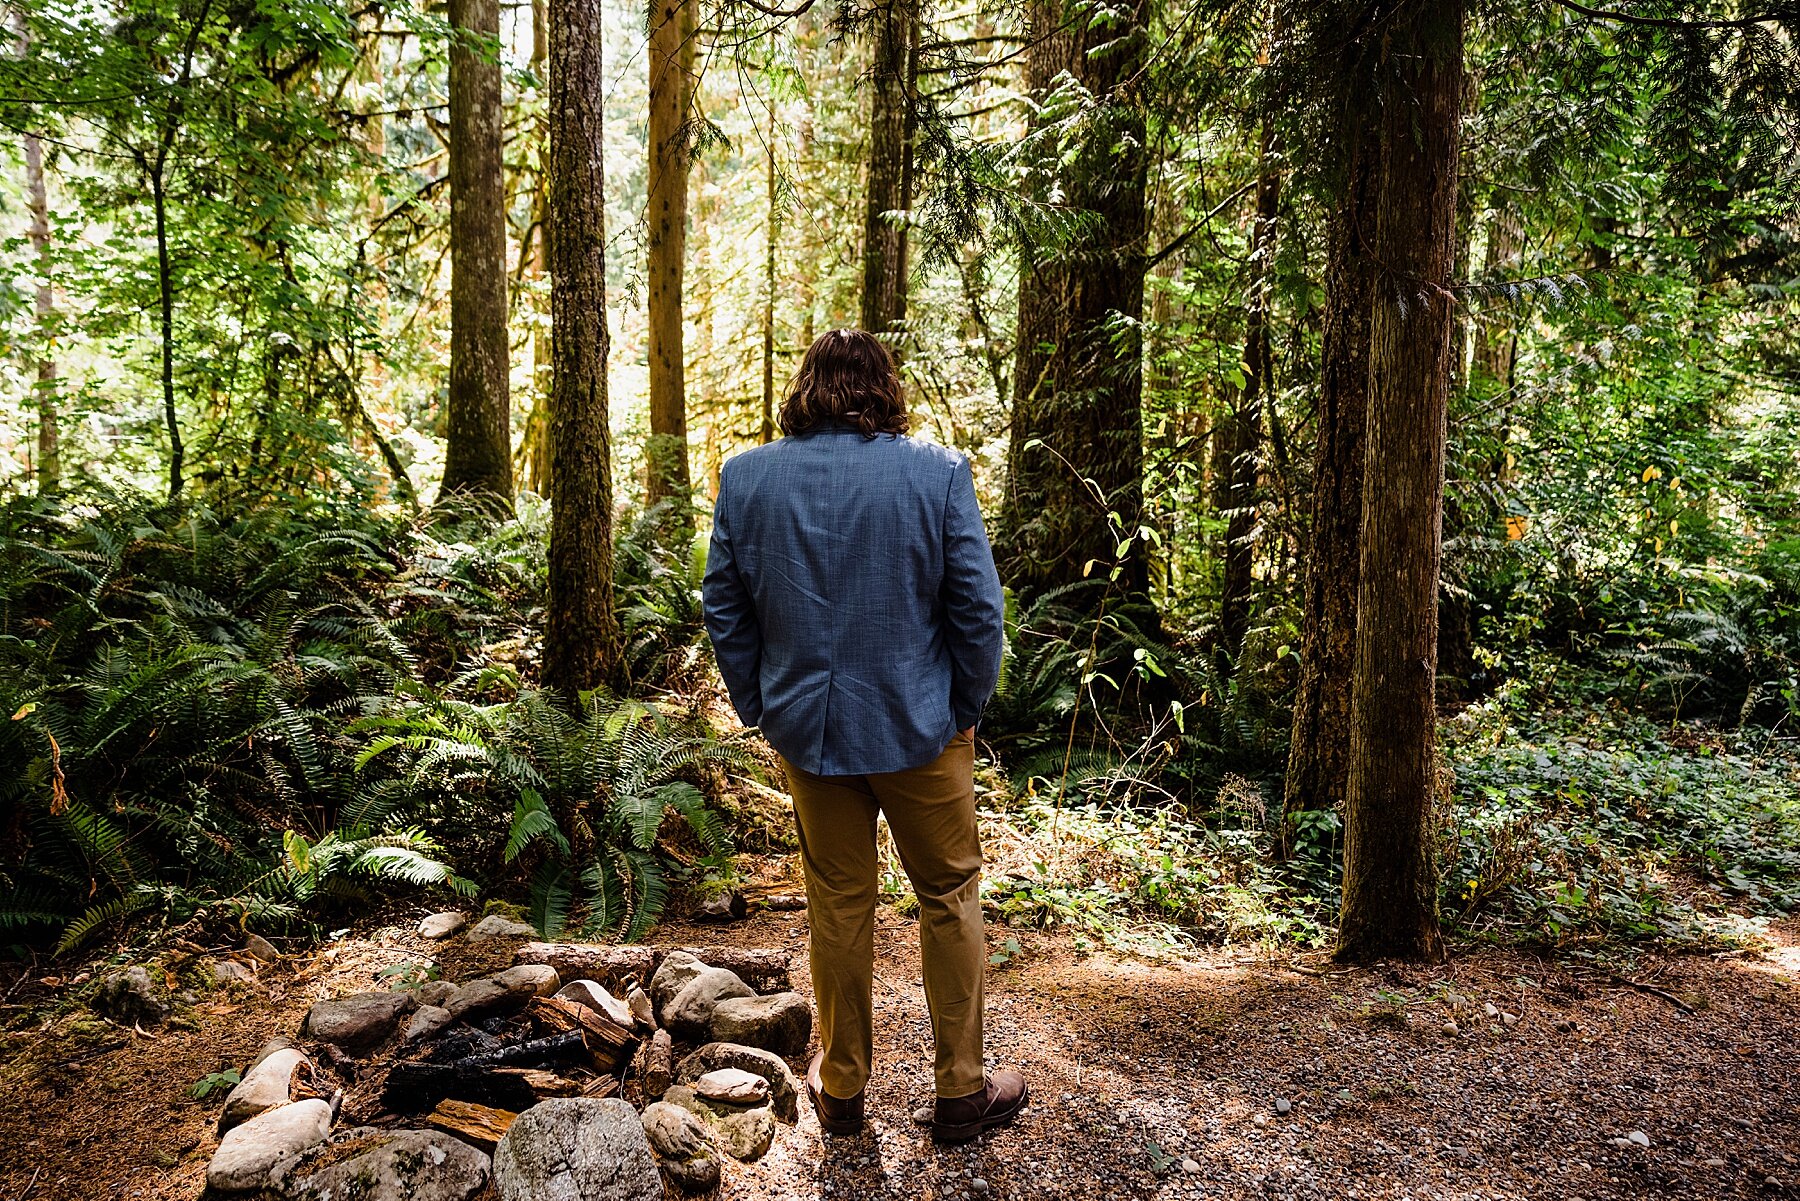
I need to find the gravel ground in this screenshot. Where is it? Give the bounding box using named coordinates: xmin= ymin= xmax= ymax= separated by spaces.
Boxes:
xmin=2 ymin=905 xmax=1795 ymax=1201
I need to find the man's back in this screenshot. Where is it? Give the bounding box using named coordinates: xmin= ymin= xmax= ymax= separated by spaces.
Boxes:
xmin=703 ymin=425 xmax=1004 ymax=776
xmin=702 ymin=328 xmax=1026 ymax=1143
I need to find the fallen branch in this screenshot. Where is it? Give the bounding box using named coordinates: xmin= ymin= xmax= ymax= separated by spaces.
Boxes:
xmin=1609 ymin=975 xmax=1696 ymax=1013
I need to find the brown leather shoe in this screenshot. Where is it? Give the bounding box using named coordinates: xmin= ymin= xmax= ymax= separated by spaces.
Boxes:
xmin=806 ymin=1052 xmax=865 ymax=1135
xmin=931 ymin=1070 xmax=1028 ymax=1143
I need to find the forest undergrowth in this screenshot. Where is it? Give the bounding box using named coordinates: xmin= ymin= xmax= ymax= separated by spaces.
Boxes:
xmin=6 ymin=489 xmax=1797 ymax=988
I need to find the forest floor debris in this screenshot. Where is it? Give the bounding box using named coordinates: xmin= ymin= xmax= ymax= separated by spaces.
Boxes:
xmin=1 ymin=899 xmax=1796 ymax=1200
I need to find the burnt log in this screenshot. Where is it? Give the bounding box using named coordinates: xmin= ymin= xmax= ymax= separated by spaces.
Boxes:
xmin=384 ymin=1061 xmax=540 ymax=1113
xmin=384 ymin=1030 xmax=593 ymax=1112
xmin=459 ymin=1029 xmax=590 ymax=1071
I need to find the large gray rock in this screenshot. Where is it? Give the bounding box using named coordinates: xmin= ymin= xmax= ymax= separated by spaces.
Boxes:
xmin=676 ymin=1042 xmax=800 ymax=1123
xmin=209 ymin=958 xmax=255 ymax=987
xmin=466 ymin=914 xmax=536 ymax=943
xmin=641 ymin=1101 xmax=720 ymax=1193
xmin=405 ymin=1004 xmax=454 ymax=1044
xmin=248 ymin=1037 xmax=295 ymax=1071
xmin=268 ymin=1126 xmax=490 ymax=1201
xmin=445 ymin=965 xmax=559 ymax=1020
xmin=708 ymin=991 xmax=812 ymax=1057
xmin=417 ymin=979 xmax=458 ymax=1008
xmin=659 ymin=1086 xmax=774 ymax=1162
xmin=556 ymin=979 xmax=635 ymax=1031
xmin=626 ymin=985 xmax=654 ymax=1029
xmin=418 ymin=911 xmax=470 ymax=939
xmin=648 ymin=950 xmax=709 ymax=1018
xmin=95 ymin=965 xmax=167 ymax=1026
xmin=663 ymin=967 xmax=753 ymax=1041
xmin=492 ymin=1098 xmax=662 ymax=1201
xmin=206 ymin=1099 xmax=333 ymax=1193
xmin=219 ymin=1047 xmax=311 ymax=1132
xmin=712 ymin=1105 xmax=774 ymax=1161
xmin=693 ymin=1067 xmax=767 ymax=1106
xmin=302 ymin=990 xmax=417 ymax=1051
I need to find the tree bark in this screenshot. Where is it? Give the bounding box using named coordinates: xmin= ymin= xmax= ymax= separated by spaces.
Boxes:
xmin=761 ymin=91 xmax=778 ymax=446
xmin=442 ymin=0 xmax=514 ymax=511
xmin=1281 ymin=119 xmax=1375 ymax=854
xmin=520 ymin=0 xmax=553 ymax=497
xmin=1336 ymin=0 xmax=1463 ymax=964
xmin=645 ymin=0 xmax=696 ymax=510
xmin=545 ymin=0 xmax=623 ymax=697
xmin=998 ymin=0 xmax=1150 ymax=606
xmin=1216 ymin=118 xmax=1281 ymax=657
xmin=859 ymin=0 xmax=916 ymax=344
xmin=152 ymin=168 xmax=182 ymax=501
xmin=1470 ymin=208 xmax=1521 ymax=393
xmin=24 ymin=126 xmax=59 ymax=494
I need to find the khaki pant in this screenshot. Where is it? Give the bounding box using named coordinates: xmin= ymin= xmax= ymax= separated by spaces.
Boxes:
xmin=781 ymin=730 xmax=985 ymax=1100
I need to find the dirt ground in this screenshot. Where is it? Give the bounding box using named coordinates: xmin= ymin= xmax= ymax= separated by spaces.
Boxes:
xmin=2 ymin=901 xmax=1796 ymax=1201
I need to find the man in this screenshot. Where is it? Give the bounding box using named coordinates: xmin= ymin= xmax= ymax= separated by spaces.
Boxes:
xmin=702 ymin=328 xmax=1026 ymax=1142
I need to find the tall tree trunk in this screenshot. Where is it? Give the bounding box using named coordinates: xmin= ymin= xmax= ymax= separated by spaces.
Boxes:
xmin=152 ymin=168 xmax=182 ymax=501
xmin=761 ymin=91 xmax=778 ymax=446
xmin=1281 ymin=116 xmax=1375 ymax=853
xmin=1336 ymin=0 xmax=1463 ymax=964
xmin=1216 ymin=119 xmax=1281 ymax=657
xmin=999 ymin=0 xmax=1150 ymax=606
xmin=545 ymin=0 xmax=623 ymax=696
xmin=520 ymin=0 xmax=554 ymax=497
xmin=1437 ymin=180 xmax=1481 ymax=696
xmin=860 ymin=0 xmax=916 ymax=344
xmin=442 ymin=0 xmax=514 ymax=511
xmin=1470 ymin=208 xmax=1521 ymax=393
xmin=24 ymin=126 xmax=59 ymax=493
xmin=645 ymin=0 xmax=696 ymax=510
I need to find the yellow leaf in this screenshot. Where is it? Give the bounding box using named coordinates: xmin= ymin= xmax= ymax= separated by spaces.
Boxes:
xmin=10 ymin=702 xmax=36 ymax=721
xmin=1506 ymin=515 xmax=1529 ymax=541
xmin=1641 ymin=465 xmax=1662 ymax=482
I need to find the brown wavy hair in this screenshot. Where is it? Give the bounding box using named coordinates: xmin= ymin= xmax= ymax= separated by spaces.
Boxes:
xmin=778 ymin=328 xmax=910 ymax=438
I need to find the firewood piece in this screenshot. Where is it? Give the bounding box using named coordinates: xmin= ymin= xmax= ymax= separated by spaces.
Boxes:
xmin=527 ymin=996 xmax=638 ymax=1075
xmin=507 ymin=1067 xmax=582 ymax=1098
xmin=513 ymin=943 xmax=656 ymax=987
xmin=426 ymin=1098 xmax=517 ymax=1154
xmin=643 ymin=1027 xmax=674 ymax=1097
xmin=755 ymin=893 xmax=808 ymax=912
xmin=581 ymin=1074 xmax=620 ymax=1098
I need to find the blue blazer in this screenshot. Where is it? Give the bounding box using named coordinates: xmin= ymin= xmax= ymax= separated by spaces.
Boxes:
xmin=702 ymin=425 xmax=1005 ymax=776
